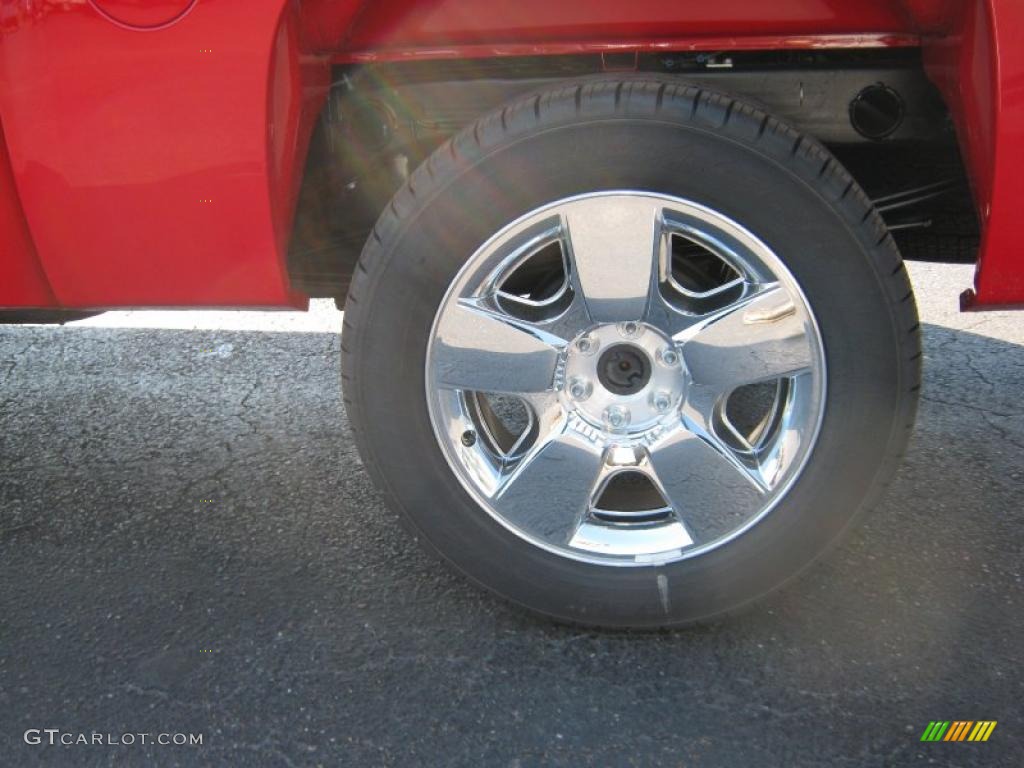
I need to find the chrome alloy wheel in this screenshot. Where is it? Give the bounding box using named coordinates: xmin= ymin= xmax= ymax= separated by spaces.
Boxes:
xmin=426 ymin=192 xmax=826 ymax=566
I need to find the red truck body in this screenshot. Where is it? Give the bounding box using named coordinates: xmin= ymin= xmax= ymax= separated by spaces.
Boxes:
xmin=1 ymin=0 xmax=1021 ymax=311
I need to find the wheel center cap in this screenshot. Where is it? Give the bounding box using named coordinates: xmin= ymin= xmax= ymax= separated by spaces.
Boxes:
xmin=598 ymin=344 xmax=651 ymax=395
xmin=560 ymin=322 xmax=687 ymax=434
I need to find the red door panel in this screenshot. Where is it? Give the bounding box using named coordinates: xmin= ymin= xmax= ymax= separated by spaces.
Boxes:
xmin=0 ymin=116 xmax=55 ymax=308
xmin=0 ymin=0 xmax=318 ymax=309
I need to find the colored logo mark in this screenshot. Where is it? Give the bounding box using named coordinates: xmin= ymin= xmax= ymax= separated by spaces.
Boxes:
xmin=920 ymin=721 xmax=997 ymax=742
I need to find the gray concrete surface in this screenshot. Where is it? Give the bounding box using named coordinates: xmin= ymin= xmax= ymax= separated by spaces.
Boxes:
xmin=0 ymin=262 xmax=1021 ymax=766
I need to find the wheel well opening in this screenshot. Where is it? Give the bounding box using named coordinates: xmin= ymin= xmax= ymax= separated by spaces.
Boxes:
xmin=287 ymin=48 xmax=978 ymax=299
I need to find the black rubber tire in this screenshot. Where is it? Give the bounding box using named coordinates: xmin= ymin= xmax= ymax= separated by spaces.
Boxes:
xmin=341 ymin=78 xmax=921 ymax=628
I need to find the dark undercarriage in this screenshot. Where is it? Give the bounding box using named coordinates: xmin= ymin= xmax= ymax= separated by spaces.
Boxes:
xmin=287 ymin=47 xmax=979 ymax=301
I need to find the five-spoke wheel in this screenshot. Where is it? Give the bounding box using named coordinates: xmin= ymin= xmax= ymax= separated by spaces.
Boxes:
xmin=428 ymin=192 xmax=825 ymax=565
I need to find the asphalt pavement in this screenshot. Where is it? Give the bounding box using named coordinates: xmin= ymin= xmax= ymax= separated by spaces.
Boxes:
xmin=1 ymin=262 xmax=1021 ymax=767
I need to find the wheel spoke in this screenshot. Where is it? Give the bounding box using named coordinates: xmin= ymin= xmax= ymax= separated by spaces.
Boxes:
xmin=493 ymin=424 xmax=604 ymax=544
xmin=678 ymin=284 xmax=815 ymax=392
xmin=563 ymin=196 xmax=661 ymax=322
xmin=647 ymin=422 xmax=767 ymax=542
xmin=432 ymin=298 xmax=563 ymax=393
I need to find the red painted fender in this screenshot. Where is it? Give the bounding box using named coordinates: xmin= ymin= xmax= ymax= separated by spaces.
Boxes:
xmin=0 ymin=0 xmax=1020 ymax=309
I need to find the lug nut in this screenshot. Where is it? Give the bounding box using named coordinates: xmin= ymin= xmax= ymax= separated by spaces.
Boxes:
xmin=568 ymin=377 xmax=592 ymax=401
xmin=619 ymin=321 xmax=642 ymax=338
xmin=652 ymin=391 xmax=673 ymax=413
xmin=604 ymin=405 xmax=631 ymax=431
xmin=658 ymin=346 xmax=680 ymax=367
xmin=460 ymin=430 xmax=477 ymax=447
xmin=575 ymin=335 xmax=597 ymax=355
